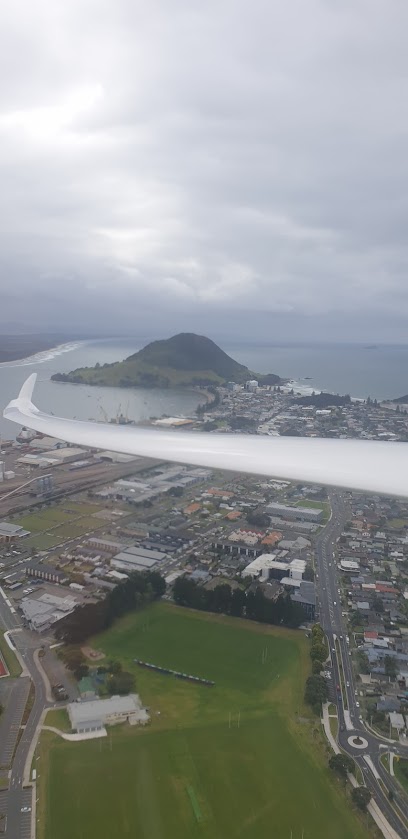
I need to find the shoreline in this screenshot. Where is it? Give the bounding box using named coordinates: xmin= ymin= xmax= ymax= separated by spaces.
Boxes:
xmin=0 ymin=340 xmax=82 ymax=368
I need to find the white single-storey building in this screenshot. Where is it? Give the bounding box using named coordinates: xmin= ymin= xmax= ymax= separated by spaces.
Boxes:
xmin=67 ymin=694 xmax=149 ymax=733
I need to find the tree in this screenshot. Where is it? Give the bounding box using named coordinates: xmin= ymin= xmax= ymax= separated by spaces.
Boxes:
xmin=351 ymin=786 xmax=371 ymax=811
xmin=350 ymin=610 xmax=364 ymax=628
xmin=383 ymin=562 xmax=392 ymax=580
xmin=310 ymin=643 xmax=327 ymax=663
xmin=75 ymin=663 xmax=89 ymax=680
xmin=107 ymin=670 xmax=135 ymax=695
xmin=328 ymin=753 xmax=354 ymax=778
xmin=63 ymin=647 xmax=87 ymax=674
xmin=372 ymin=595 xmax=384 ymax=614
xmin=230 ymin=588 xmax=246 ymax=618
xmin=384 ymin=656 xmax=398 ymax=680
xmin=108 ymin=660 xmax=122 ymax=675
xmin=246 ymin=511 xmax=270 ymax=528
xmin=304 ymin=675 xmax=328 ymax=712
xmin=357 ymin=650 xmax=370 ymax=675
xmin=303 ymin=564 xmax=315 ymax=582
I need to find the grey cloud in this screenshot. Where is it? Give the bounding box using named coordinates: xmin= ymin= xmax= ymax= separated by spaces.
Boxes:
xmin=0 ymin=0 xmax=408 ymax=340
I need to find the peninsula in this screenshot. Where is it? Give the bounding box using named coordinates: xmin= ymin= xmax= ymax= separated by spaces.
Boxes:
xmin=51 ymin=332 xmax=282 ymax=389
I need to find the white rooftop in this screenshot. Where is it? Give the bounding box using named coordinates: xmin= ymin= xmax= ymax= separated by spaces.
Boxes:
xmin=68 ymin=694 xmax=148 ymax=728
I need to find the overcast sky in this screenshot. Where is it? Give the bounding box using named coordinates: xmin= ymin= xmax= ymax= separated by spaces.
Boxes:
xmin=1 ymin=0 xmax=408 ymax=342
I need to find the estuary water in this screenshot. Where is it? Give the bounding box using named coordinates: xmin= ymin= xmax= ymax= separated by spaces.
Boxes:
xmin=0 ymin=338 xmax=202 ymax=439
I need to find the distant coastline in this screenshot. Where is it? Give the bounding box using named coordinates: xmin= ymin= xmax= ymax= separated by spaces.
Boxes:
xmin=0 ymin=334 xmax=75 ymax=364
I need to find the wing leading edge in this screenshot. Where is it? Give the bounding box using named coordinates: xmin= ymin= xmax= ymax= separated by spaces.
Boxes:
xmin=3 ymin=373 xmax=406 ymax=498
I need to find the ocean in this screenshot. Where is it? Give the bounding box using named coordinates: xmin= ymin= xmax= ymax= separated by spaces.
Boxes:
xmin=223 ymin=341 xmax=408 ymax=402
xmin=1 ymin=337 xmax=408 ymax=439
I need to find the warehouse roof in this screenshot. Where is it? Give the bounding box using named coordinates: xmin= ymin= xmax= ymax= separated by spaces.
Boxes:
xmin=111 ymin=552 xmax=159 ymax=568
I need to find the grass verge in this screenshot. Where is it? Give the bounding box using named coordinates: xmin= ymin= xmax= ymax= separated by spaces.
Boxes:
xmin=0 ymin=630 xmax=22 ymax=677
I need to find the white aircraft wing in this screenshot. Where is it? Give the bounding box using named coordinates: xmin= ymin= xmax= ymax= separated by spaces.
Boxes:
xmin=3 ymin=373 xmax=405 ymax=497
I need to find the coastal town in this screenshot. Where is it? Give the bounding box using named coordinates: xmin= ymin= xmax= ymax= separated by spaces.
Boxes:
xmin=2 ymin=376 xmax=408 ymax=838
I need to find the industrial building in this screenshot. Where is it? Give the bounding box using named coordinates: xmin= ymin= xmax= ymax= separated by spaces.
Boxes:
xmin=85 ymin=537 xmax=125 ymax=554
xmin=67 ymin=694 xmax=149 ymax=733
xmin=95 ymin=465 xmax=211 ymax=506
xmin=110 ymin=545 xmax=167 ymax=573
xmin=267 ymin=502 xmax=323 ymax=523
xmin=20 ymin=591 xmax=77 ymax=632
xmin=0 ymin=522 xmax=30 ymax=543
xmin=17 ymin=447 xmax=87 ymax=468
xmin=26 ymin=562 xmax=68 ymax=584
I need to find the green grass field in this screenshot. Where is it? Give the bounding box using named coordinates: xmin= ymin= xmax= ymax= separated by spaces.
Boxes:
xmin=0 ymin=630 xmax=21 ymax=677
xmin=37 ymin=604 xmax=369 ymax=839
xmin=44 ymin=708 xmax=71 ymax=732
xmin=24 ymin=534 xmax=63 ymax=551
xmin=395 ymin=758 xmax=408 ymax=792
xmin=15 ymin=504 xmax=104 ymax=547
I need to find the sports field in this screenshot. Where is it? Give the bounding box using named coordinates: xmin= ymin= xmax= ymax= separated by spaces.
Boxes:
xmin=15 ymin=502 xmax=105 ymax=549
xmin=37 ymin=604 xmax=369 ymax=839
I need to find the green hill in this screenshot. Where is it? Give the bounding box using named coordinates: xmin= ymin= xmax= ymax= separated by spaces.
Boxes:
xmin=51 ymin=333 xmax=281 ymax=389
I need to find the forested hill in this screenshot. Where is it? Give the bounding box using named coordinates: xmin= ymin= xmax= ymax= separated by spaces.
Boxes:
xmin=51 ymin=332 xmax=282 ymax=389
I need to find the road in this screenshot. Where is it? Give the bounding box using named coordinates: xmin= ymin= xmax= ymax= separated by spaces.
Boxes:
xmin=316 ymin=491 xmax=408 ymax=838
xmin=0 ymin=591 xmax=52 ymax=838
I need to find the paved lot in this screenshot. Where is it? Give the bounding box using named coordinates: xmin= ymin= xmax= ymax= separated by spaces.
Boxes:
xmin=0 ymin=786 xmax=33 ymax=839
xmin=41 ymin=647 xmax=79 ymax=701
xmin=0 ymin=678 xmax=30 ymax=768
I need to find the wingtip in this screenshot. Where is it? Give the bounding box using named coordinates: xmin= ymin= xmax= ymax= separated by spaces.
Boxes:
xmin=17 ymin=373 xmax=37 ymax=404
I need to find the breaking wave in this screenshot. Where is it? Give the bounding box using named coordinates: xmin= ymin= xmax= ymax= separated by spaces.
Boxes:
xmin=0 ymin=342 xmax=82 ymax=368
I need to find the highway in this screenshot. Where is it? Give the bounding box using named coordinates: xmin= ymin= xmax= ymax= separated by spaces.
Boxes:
xmin=316 ymin=491 xmax=408 ymax=838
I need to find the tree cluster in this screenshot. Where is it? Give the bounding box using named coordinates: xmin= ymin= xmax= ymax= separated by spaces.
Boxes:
xmin=55 ymin=570 xmax=166 ymax=644
xmin=104 ymin=661 xmax=136 ymax=696
xmin=246 ymin=510 xmax=270 ymax=528
xmin=173 ymin=577 xmax=306 ymax=627
xmin=328 ymin=753 xmax=354 ymax=778
xmin=304 ymin=674 xmax=328 ymax=713
xmin=309 ymin=623 xmax=327 ymax=671
xmin=305 ymin=625 xmax=329 ymax=710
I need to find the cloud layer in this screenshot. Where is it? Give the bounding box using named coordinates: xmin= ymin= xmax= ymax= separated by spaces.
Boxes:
xmin=1 ymin=0 xmax=408 ymax=340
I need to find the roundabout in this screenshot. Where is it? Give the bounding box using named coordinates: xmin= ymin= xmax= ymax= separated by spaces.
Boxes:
xmin=347 ymin=734 xmax=368 ymax=750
